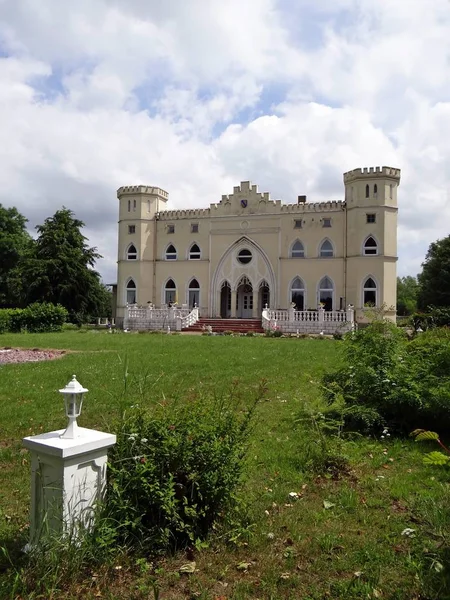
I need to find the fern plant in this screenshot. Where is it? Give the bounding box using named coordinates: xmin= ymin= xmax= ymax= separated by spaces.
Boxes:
xmin=410 ymin=429 xmax=450 ymax=467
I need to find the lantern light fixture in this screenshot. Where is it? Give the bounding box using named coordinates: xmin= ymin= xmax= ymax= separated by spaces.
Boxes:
xmin=59 ymin=375 xmax=88 ymax=439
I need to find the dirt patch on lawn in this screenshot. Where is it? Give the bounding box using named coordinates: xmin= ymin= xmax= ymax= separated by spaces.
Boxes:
xmin=0 ymin=347 xmax=67 ymax=364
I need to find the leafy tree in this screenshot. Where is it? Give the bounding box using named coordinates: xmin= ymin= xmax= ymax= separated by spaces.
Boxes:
xmin=0 ymin=204 xmax=32 ymax=306
xmin=397 ymin=275 xmax=419 ymax=315
xmin=21 ymin=208 xmax=106 ymax=323
xmin=418 ymin=235 xmax=450 ymax=309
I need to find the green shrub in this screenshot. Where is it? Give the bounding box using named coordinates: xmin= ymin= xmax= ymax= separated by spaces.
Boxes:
xmin=322 ymin=322 xmax=450 ymax=433
xmin=0 ymin=309 xmax=13 ymax=333
xmin=21 ymin=303 xmax=68 ymax=332
xmin=105 ymin=388 xmax=262 ymax=552
xmin=0 ymin=303 xmax=67 ymax=333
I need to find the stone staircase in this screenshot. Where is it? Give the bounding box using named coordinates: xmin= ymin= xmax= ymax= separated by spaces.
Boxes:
xmin=183 ymin=318 xmax=264 ymax=334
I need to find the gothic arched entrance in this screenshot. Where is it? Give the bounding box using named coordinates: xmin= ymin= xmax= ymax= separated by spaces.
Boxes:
xmin=210 ymin=236 xmax=276 ymax=318
xmin=236 ymin=276 xmax=253 ymax=318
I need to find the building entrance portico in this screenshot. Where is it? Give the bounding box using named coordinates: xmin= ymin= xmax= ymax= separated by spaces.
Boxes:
xmin=211 ymin=237 xmax=276 ymax=318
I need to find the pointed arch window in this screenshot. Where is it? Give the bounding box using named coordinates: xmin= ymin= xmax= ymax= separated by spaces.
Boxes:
xmin=363 ymin=236 xmax=378 ymax=256
xmin=165 ymin=244 xmax=177 ymax=260
xmin=318 ymin=276 xmax=334 ymax=310
xmin=126 ymin=279 xmax=137 ymax=305
xmin=164 ymin=279 xmax=177 ymax=305
xmin=290 ymin=277 xmax=305 ymax=311
xmin=365 ymin=184 xmax=369 ymax=198
xmin=188 ymin=278 xmax=200 ymax=308
xmin=291 ymin=240 xmax=305 ymax=258
xmin=319 ymin=239 xmax=334 ymax=258
xmin=389 ymin=184 xmax=393 ymax=199
xmin=363 ymin=277 xmax=377 ymax=306
xmin=126 ymin=244 xmax=137 ymax=260
xmin=373 ymin=184 xmax=378 ymax=198
xmin=189 ymin=243 xmax=201 ymax=260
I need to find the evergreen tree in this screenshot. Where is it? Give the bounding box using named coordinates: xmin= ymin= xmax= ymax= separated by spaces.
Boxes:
xmin=418 ymin=235 xmax=450 ymax=309
xmin=21 ymin=208 xmax=106 ymax=323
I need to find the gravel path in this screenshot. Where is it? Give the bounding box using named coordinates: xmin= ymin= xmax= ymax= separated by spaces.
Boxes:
xmin=0 ymin=347 xmax=66 ymax=364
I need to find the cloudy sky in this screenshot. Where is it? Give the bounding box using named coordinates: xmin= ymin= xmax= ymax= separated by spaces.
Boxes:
xmin=1 ymin=0 xmax=449 ymax=283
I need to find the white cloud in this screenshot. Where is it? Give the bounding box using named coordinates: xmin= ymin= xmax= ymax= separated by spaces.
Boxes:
xmin=0 ymin=0 xmax=449 ymax=284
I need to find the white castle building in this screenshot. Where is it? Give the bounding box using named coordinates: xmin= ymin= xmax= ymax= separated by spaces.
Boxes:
xmin=114 ymin=166 xmax=400 ymax=331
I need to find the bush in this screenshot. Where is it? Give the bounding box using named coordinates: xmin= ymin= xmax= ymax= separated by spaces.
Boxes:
xmin=104 ymin=388 xmax=262 ymax=552
xmin=322 ymin=322 xmax=450 ymax=433
xmin=0 ymin=303 xmax=68 ymax=333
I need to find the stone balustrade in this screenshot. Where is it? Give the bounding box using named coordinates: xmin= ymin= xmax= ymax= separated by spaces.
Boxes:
xmin=262 ymin=306 xmax=355 ymax=334
xmin=124 ymin=305 xmax=199 ymax=331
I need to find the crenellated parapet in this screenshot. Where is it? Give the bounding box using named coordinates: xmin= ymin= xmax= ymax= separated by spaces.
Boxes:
xmin=158 ymin=208 xmax=211 ymax=220
xmin=117 ymin=186 xmax=169 ymax=198
xmin=343 ymin=166 xmax=401 ymax=184
xmin=279 ymin=200 xmax=344 ymax=213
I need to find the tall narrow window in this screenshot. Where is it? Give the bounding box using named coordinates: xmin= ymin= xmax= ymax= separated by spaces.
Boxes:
xmin=374 ymin=184 xmax=378 ymax=198
xmin=126 ymin=244 xmax=137 ymax=260
xmin=127 ymin=200 xmax=131 ymax=212
xmin=390 ymin=184 xmax=393 ymax=199
xmin=318 ymin=276 xmax=334 ymax=310
xmin=363 ymin=277 xmax=377 ymax=306
xmin=365 ymin=184 xmax=369 ymax=198
xmin=291 ymin=240 xmax=305 ymax=258
xmin=126 ymin=279 xmax=137 ymax=304
xmin=363 ymin=236 xmax=378 ymax=256
xmin=290 ymin=277 xmax=305 ymax=311
xmin=164 ymin=279 xmax=176 ymax=305
xmin=189 ymin=243 xmax=201 ymax=260
xmin=319 ymin=239 xmax=334 ymax=258
xmin=188 ymin=278 xmax=200 ymax=308
xmin=165 ymin=244 xmax=177 ymax=260
xmin=133 ymin=199 xmax=136 ymax=212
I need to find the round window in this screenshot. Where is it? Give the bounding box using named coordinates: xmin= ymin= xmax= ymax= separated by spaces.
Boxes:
xmin=237 ymin=248 xmax=252 ymax=264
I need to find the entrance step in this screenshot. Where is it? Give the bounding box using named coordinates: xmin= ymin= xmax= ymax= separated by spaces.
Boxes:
xmin=183 ymin=318 xmax=264 ymax=334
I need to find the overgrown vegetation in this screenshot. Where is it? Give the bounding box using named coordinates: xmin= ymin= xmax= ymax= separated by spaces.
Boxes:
xmin=0 ymin=332 xmax=449 ymax=599
xmin=105 ymin=386 xmax=263 ymax=552
xmin=323 ymin=321 xmax=450 ymax=433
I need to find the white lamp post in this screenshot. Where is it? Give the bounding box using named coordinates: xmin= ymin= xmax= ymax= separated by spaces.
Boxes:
xmin=59 ymin=375 xmax=88 ymax=440
xmin=23 ymin=375 xmax=116 ymax=545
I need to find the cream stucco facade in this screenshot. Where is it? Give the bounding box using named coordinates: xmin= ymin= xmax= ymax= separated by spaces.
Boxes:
xmin=115 ymin=166 xmax=401 ymax=325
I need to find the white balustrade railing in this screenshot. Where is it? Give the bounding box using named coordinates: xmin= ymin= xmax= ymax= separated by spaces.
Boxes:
xmin=263 ymin=306 xmax=355 ymax=332
xmin=180 ymin=307 xmax=199 ymax=329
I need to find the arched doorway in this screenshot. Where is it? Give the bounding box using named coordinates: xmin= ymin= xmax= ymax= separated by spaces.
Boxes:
xmin=220 ymin=281 xmax=231 ymax=318
xmin=259 ymin=280 xmax=270 ymax=310
xmin=236 ymin=276 xmax=253 ymax=318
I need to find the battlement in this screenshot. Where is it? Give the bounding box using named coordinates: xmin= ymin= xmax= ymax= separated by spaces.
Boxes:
xmin=343 ymin=166 xmax=401 ymax=184
xmin=280 ymin=200 xmax=344 ymax=213
xmin=158 ymin=208 xmax=211 ymax=220
xmin=117 ymin=186 xmax=169 ymax=199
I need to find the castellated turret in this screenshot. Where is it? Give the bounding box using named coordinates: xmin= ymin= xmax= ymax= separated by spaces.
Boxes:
xmin=117 ymin=186 xmax=169 ymax=308
xmin=343 ymin=166 xmax=401 ymax=319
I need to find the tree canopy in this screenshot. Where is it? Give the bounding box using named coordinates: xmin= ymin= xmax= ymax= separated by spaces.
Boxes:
xmin=20 ymin=208 xmax=108 ymax=323
xmin=397 ymin=275 xmax=419 ymax=315
xmin=418 ymin=235 xmax=450 ymax=309
xmin=0 ymin=204 xmax=32 ymax=306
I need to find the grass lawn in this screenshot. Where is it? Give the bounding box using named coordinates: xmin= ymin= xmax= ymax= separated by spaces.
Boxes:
xmin=0 ymin=331 xmax=449 ymax=599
